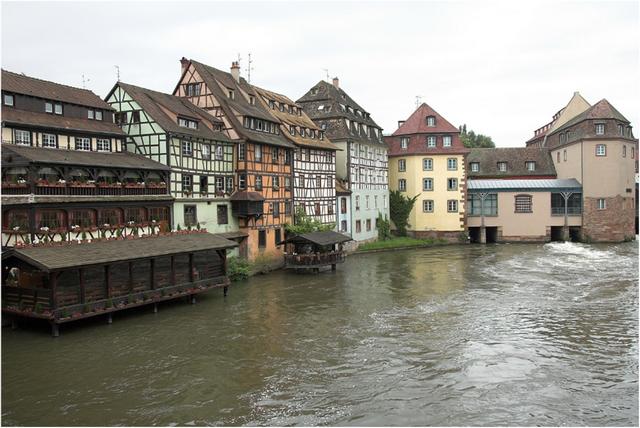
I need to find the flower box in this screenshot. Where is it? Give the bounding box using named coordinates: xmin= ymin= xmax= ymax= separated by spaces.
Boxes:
xmin=36 ymin=180 xmax=65 ymax=187
xmin=97 ymin=182 xmax=121 ymax=188
xmin=69 ymin=182 xmax=96 ymax=188
xmin=2 ymin=182 xmax=28 ymax=188
xmin=124 ymin=183 xmax=145 ymax=188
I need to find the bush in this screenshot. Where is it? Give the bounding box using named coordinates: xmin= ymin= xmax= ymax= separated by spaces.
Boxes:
xmin=389 ymin=190 xmax=419 ymax=236
xmin=228 ymin=256 xmax=250 ymax=282
xmin=377 ymin=214 xmax=392 ymax=241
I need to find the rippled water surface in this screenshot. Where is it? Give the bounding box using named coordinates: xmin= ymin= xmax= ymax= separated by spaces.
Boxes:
xmin=2 ymin=242 xmax=638 ymax=426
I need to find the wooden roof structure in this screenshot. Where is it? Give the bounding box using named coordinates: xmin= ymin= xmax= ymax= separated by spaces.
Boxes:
xmin=3 ymin=233 xmax=238 ymax=272
xmin=279 ymin=231 xmax=352 ymax=247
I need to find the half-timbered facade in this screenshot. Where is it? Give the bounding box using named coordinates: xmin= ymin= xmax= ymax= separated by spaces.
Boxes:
xmin=255 ymin=87 xmax=338 ymax=225
xmin=174 ymin=59 xmax=295 ymax=262
xmin=106 ymin=82 xmax=238 ymax=237
xmin=298 ymin=78 xmax=389 ymax=243
xmin=1 ymin=70 xmax=172 ymax=248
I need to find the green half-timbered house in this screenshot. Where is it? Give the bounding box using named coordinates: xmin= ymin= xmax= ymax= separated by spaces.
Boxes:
xmin=106 ymin=82 xmax=240 ymax=237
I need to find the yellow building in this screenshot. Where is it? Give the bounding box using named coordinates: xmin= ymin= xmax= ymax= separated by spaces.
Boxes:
xmin=385 ymin=103 xmax=468 ymax=241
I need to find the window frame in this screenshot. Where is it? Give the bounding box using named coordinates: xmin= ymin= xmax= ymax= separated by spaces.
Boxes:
xmin=595 ymin=144 xmax=606 ymax=157
xmin=75 ymin=137 xmax=91 ymax=151
xmin=42 ymin=133 xmax=57 ymax=148
xmin=423 ymin=158 xmax=433 ymax=171
xmin=447 ymin=199 xmax=458 ymax=213
xmin=4 ymin=93 xmax=14 ymax=106
xmin=96 ymin=138 xmax=111 ymax=152
xmin=182 ymin=140 xmax=193 ymax=157
xmin=423 ymin=199 xmax=434 ymax=213
xmin=447 ymin=177 xmax=458 ymax=191
xmin=398 ymin=179 xmax=407 ymax=192
xmin=514 ymin=194 xmax=533 ymax=213
xmin=423 ymin=177 xmax=433 ymax=191
xmin=447 ymin=158 xmax=457 ymax=170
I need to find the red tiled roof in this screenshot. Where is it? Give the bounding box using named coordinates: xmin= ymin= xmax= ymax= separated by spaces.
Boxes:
xmin=391 ymin=103 xmax=459 ymax=136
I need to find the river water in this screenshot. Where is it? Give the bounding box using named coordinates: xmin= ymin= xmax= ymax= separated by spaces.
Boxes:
xmin=2 ymin=242 xmax=638 ymax=426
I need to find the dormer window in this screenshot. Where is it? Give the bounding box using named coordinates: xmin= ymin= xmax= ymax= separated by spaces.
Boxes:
xmin=443 ymin=135 xmax=452 ymax=147
xmin=427 ymin=136 xmax=436 ymax=147
xmin=618 ymin=124 xmax=624 ymax=135
xmin=95 ymin=111 xmax=103 ymax=121
xmin=45 ymin=102 xmax=53 ymax=113
xmin=288 ymin=105 xmax=293 ymax=114
xmin=311 ymin=87 xmax=318 ymax=95
xmin=426 ymin=116 xmax=436 ymax=127
xmin=400 ymin=137 xmax=409 ymax=149
xmin=525 ymin=161 xmax=536 ymax=171
xmin=178 ymin=117 xmax=198 ymax=129
xmin=497 ymin=161 xmax=507 ymax=172
xmin=289 ymin=125 xmax=296 ymax=135
xmin=4 ymin=94 xmax=14 ymax=106
xmin=279 ymin=102 xmax=284 ymax=112
xmin=595 ymin=123 xmax=605 ymax=135
xmin=249 ymin=95 xmax=256 ymax=105
xmin=227 ymin=88 xmax=235 ymax=100
xmin=269 ymin=100 xmax=275 ymax=109
xmin=470 ymin=162 xmax=479 ymax=172
xmin=88 ymin=109 xmax=94 ymax=119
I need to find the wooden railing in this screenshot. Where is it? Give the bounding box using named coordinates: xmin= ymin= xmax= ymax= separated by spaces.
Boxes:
xmin=284 ymin=251 xmax=346 ymax=268
xmin=2 ymin=286 xmax=53 ymax=315
xmin=2 ymin=182 xmax=169 ymax=197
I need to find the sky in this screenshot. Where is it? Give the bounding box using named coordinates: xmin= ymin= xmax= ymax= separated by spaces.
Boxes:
xmin=1 ymin=0 xmax=638 ymax=146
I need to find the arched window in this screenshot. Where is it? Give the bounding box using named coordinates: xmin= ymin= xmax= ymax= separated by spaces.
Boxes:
xmin=96 ymin=170 xmax=117 ymax=184
xmin=69 ymin=209 xmax=96 ymax=229
xmin=97 ymin=208 xmax=122 ymax=226
xmin=3 ymin=167 xmax=28 ymax=183
xmin=36 ymin=209 xmax=66 ymax=230
xmin=69 ymin=168 xmax=90 ymax=184
xmin=37 ymin=167 xmax=61 ymax=183
xmin=123 ymin=171 xmax=142 ymax=184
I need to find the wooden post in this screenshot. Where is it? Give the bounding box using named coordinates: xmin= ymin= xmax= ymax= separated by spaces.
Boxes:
xmin=128 ymin=261 xmax=134 ymax=294
xmin=79 ymin=268 xmax=86 ymax=304
xmin=189 ymin=253 xmax=195 ymax=283
xmin=50 ymin=271 xmax=59 ymax=311
xmin=170 ymin=256 xmax=176 ymax=285
xmin=150 ymin=258 xmax=155 ymax=290
xmin=105 ymin=265 xmax=111 ymax=299
xmin=223 ymin=286 xmax=228 ymax=297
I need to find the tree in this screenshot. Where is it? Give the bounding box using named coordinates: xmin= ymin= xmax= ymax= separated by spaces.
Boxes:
xmin=377 ymin=213 xmax=392 ymax=241
xmin=459 ymin=124 xmax=495 ymax=148
xmin=285 ymin=206 xmax=335 ymax=235
xmin=389 ymin=190 xmax=419 ymax=236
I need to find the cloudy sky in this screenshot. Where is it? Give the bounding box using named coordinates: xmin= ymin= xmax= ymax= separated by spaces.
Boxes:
xmin=2 ymin=1 xmax=638 ymax=145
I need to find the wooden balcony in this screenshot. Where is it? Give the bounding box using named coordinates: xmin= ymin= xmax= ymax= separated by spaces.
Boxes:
xmin=3 ymin=181 xmax=170 ymax=197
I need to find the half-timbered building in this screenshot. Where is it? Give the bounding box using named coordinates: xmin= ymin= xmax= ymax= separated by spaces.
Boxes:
xmin=106 ymin=82 xmax=239 ymax=238
xmin=298 ymin=78 xmax=389 ymax=243
xmin=1 ymin=70 xmax=173 ymax=248
xmin=254 ymin=87 xmax=338 ymax=225
xmin=173 ymin=59 xmax=295 ymax=262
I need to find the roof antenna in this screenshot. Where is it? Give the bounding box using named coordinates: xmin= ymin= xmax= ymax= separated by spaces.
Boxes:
xmin=415 ymin=95 xmax=424 ymax=108
xmin=246 ymin=53 xmax=254 ymax=83
xmin=82 ymin=74 xmax=91 ymax=89
xmin=322 ymin=68 xmax=330 ymax=82
xmin=114 ymin=65 xmax=120 ymax=82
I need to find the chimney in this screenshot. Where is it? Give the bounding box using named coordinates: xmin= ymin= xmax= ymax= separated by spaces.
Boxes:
xmin=231 ymin=61 xmax=240 ymax=83
xmin=398 ymin=120 xmax=406 ymax=128
xmin=180 ymin=57 xmax=189 ymax=75
xmin=332 ymin=77 xmax=339 ymax=89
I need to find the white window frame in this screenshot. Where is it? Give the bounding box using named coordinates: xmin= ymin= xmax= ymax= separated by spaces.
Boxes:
xmin=400 ymin=137 xmax=409 ymax=149
xmin=215 ymin=145 xmax=224 ymax=161
xmin=182 ymin=140 xmax=193 ymax=156
xmin=497 ymin=162 xmax=507 ymax=172
xmin=596 ymin=144 xmax=606 ymax=156
xmin=4 ymin=94 xmax=14 ymax=106
xmin=526 ymin=161 xmax=536 ymax=171
xmin=443 ymin=135 xmax=452 ymax=147
xmin=427 ymin=136 xmax=436 ymax=147
xmin=423 ymin=200 xmax=434 ymax=213
xmin=597 ymin=198 xmax=606 ymax=210
xmin=423 ymin=178 xmax=433 ymax=191
xmin=15 ymin=129 xmax=31 ymax=145
xmin=42 ymin=133 xmax=57 ymax=148
xmin=45 ymin=102 xmax=53 ymax=113
xmin=595 ymin=123 xmax=605 ymax=135
xmin=202 ymin=144 xmax=211 ymax=160
xmin=54 ymin=103 xmax=62 ymax=115
xmin=398 ymin=179 xmax=407 ymax=192
xmin=96 ymin=138 xmax=111 ymax=152
xmin=398 ymin=159 xmax=406 ymax=172
xmin=447 ymin=200 xmax=458 ymax=212
xmin=447 ymin=158 xmax=457 ymax=170
xmin=423 ymin=158 xmax=433 ymax=171
xmin=75 ymin=137 xmax=91 ymax=151
xmin=255 ymin=144 xmax=263 ymax=162
xmin=426 ymin=116 xmax=436 ymax=127
xmin=88 ymin=109 xmax=94 ymax=120
xmin=447 ymin=178 xmax=458 ymax=191
xmin=470 ymin=162 xmax=479 ymax=172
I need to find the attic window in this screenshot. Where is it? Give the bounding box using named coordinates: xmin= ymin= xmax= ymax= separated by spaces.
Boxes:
xmin=311 ymin=87 xmax=318 ymax=95
xmin=289 ymin=125 xmax=296 ymax=135
xmin=525 ymin=161 xmax=536 ymax=171
xmin=288 ymin=105 xmax=293 ymax=114
xmin=497 ymin=161 xmax=507 ymax=172
xmin=178 ymin=117 xmax=198 ymax=129
xmin=595 ymin=123 xmax=605 ymax=135
xmin=269 ymin=100 xmax=275 ymax=109
xmin=185 ymin=83 xmax=201 ymax=96
xmin=227 ymin=88 xmax=235 ymax=100
xmin=297 ymin=108 xmax=302 ymax=116
xmin=4 ymin=94 xmax=14 ymax=106
xmin=400 ymin=137 xmax=409 ymax=149
xmin=426 ymin=116 xmax=436 ymax=127
xmin=470 ymin=162 xmax=479 ymax=172
xmin=279 ymin=103 xmax=285 ymax=112
xmin=249 ymin=95 xmax=256 ymax=105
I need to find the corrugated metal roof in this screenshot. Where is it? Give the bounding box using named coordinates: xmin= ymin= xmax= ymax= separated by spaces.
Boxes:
xmin=468 ymin=178 xmax=582 ymax=191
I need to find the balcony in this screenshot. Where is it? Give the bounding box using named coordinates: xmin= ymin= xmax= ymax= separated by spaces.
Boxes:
xmin=551 ymin=206 xmax=582 ymax=216
xmin=2 ymin=180 xmax=169 ymax=197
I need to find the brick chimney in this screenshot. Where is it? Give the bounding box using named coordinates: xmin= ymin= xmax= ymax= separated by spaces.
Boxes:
xmin=180 ymin=57 xmax=189 ymax=75
xmin=398 ymin=120 xmax=406 ymax=128
xmin=231 ymin=61 xmax=240 ymax=83
xmin=332 ymin=77 xmax=339 ymax=89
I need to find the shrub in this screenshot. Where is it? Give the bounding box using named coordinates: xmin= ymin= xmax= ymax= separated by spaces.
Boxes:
xmin=389 ymin=190 xmax=419 ymax=236
xmin=377 ymin=214 xmax=392 ymax=241
xmin=228 ymin=256 xmax=250 ymax=282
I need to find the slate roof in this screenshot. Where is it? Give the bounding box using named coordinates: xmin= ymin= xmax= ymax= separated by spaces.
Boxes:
xmin=2 ymin=144 xmax=169 ymax=171
xmin=297 ymin=80 xmax=385 ymax=146
xmin=2 ymin=69 xmax=113 ymax=109
xmin=279 ymin=230 xmax=352 ymax=246
xmin=1 ymin=107 xmax=125 ymax=136
xmin=467 ymin=148 xmax=556 ymax=178
xmin=110 ymin=82 xmax=230 ymax=142
xmin=185 ymin=60 xmax=294 ymax=149
xmin=468 ymin=178 xmax=581 ymax=192
xmin=254 ymin=86 xmax=339 ymax=151
xmin=392 ymin=103 xmax=459 ymax=136
xmin=5 ymin=233 xmax=238 ymax=272
xmin=551 ymin=99 xmax=631 ymax=135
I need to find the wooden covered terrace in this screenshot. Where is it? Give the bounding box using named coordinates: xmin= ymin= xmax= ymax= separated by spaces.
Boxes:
xmin=2 ymin=231 xmax=237 ymax=336
xmin=279 ymin=231 xmax=352 ymax=272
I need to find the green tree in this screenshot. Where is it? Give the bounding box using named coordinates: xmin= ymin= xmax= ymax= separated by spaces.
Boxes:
xmin=459 ymin=124 xmax=495 ymax=148
xmin=377 ymin=213 xmax=392 ymax=241
xmin=285 ymin=207 xmax=335 ymax=235
xmin=389 ymin=190 xmax=419 ymax=236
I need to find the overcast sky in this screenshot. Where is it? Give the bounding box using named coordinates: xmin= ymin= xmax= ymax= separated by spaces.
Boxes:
xmin=2 ymin=1 xmax=638 ymax=145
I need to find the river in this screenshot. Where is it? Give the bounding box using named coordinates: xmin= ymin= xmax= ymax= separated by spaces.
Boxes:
xmin=2 ymin=241 xmax=638 ymax=426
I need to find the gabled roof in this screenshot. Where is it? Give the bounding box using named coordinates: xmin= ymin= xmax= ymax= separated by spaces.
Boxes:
xmin=109 ymin=82 xmax=230 ymax=142
xmin=392 ymin=103 xmax=459 ymax=136
xmin=2 ymin=144 xmax=169 ymax=171
xmin=1 ymin=107 xmax=125 ymax=136
xmin=279 ymin=230 xmax=352 ymax=246
xmin=5 ymin=232 xmax=238 ymax=272
xmin=184 ymin=60 xmax=295 ymax=149
xmin=526 ymin=91 xmax=591 ymax=144
xmin=2 ymin=69 xmax=113 ymax=110
xmin=467 ymin=148 xmax=556 ymax=178
xmin=552 ymin=99 xmax=631 ymax=135
xmin=254 ymin=86 xmax=339 ymax=151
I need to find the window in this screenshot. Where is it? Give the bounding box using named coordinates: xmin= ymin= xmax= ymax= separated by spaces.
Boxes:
xmin=4 ymin=94 xmax=14 ymax=106
xmin=422 ymin=178 xmax=433 ymax=191
xmin=14 ymin=130 xmax=31 ymax=146
xmin=632 ymin=147 xmax=635 ymax=159
xmin=443 ymin=136 xmax=452 ymax=147
xmin=423 ymin=200 xmax=434 ymax=212
xmin=398 ymin=179 xmax=407 ymax=192
xmin=182 ymin=140 xmax=192 ymax=156
xmin=182 ymin=174 xmax=193 ymax=192
xmin=596 ymin=144 xmax=606 ymax=156
xmin=255 ymin=144 xmax=262 ymax=162
xmin=215 ymin=145 xmax=224 ymax=160
xmin=427 ymin=136 xmax=436 ymax=147
xmin=272 ymin=147 xmax=279 ymax=164
xmin=88 ymin=109 xmax=94 ymax=119
xmin=340 ymin=220 xmax=347 ymax=232
xmin=54 ymin=103 xmax=62 ymax=115
xmin=341 ymin=197 xmax=347 ymax=214
xmin=124 ymin=207 xmax=145 ymax=224
xmin=200 ymin=176 xmax=209 ymax=194
xmin=285 ymin=201 xmax=292 ymax=215
xmin=355 ymin=195 xmax=360 ymax=210
xmin=285 ymin=150 xmax=292 ymax=165
xmin=426 ymin=116 xmax=436 ymax=126
xmin=447 ymin=178 xmax=458 ymax=191
xmin=400 ymin=137 xmax=409 ymax=149
xmin=557 ymin=152 xmax=560 ymax=163
xmin=255 ymin=175 xmax=263 ymax=191
xmin=470 ymin=162 xmax=479 ymax=172
xmin=98 ymin=209 xmax=120 ymax=226
xmin=227 ymin=88 xmax=235 ymax=100
xmin=560 ymin=133 xmax=565 ymax=144
xmin=285 ymin=176 xmax=291 ymax=190
xmin=274 ymin=228 xmax=281 ymax=246
xmin=398 ymin=159 xmax=406 ymax=172
xmin=447 ymin=158 xmax=457 ymax=170
xmin=249 ymin=95 xmax=256 ymax=105
xmin=374 ymin=195 xmax=378 ymax=209
xmin=497 ymin=161 xmax=507 ymax=172
xmin=239 ymin=174 xmax=246 ymax=190
xmin=597 ymin=198 xmax=606 ymax=210
xmin=96 ymin=139 xmax=110 ymax=152
xmin=258 ymin=230 xmax=266 ymax=248
xmin=365 ymin=195 xmax=370 ymax=209
xmin=273 ymin=176 xmax=280 ymax=190
xmin=318 ymin=174 xmax=325 ymax=188
xmin=447 ymin=200 xmax=458 ymax=212
xmin=355 ymin=220 xmax=362 ymax=233
xmin=595 ymin=123 xmax=605 ymax=135
xmin=225 ymin=176 xmax=234 ymax=193
xmin=131 ymin=111 xmax=140 ymax=123
xmin=300 ymin=174 xmax=305 ymax=188
xmin=515 ymin=195 xmax=532 ymax=213
xmin=238 ymin=143 xmax=246 ymax=160
xmin=618 ymin=124 xmax=624 ymax=135
xmin=184 ymin=205 xmax=197 ymax=226
xmin=201 ymin=144 xmax=211 ymax=160
xmin=185 ymin=83 xmax=201 ymax=96
xmin=366 ymin=219 xmax=372 ymax=231
xmin=423 ymin=158 xmax=433 ymax=171
xmin=623 ymin=145 xmax=627 ymax=158
xmin=468 ymin=193 xmax=498 ymax=216
xmin=45 ymin=102 xmax=53 ymax=113
xmin=70 ymin=209 xmax=95 ymax=228
xmin=42 ymin=133 xmax=57 ymax=148
xmin=525 ymin=161 xmax=536 ymax=171
xmin=75 ymin=137 xmax=91 ymax=151
xmin=564 ymin=150 xmax=567 ymax=161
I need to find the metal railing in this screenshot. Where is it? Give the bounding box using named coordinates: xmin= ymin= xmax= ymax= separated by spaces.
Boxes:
xmin=551 ymin=206 xmax=582 ymax=216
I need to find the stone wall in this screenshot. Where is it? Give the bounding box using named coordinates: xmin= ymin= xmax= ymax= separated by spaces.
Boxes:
xmin=582 ymin=196 xmax=636 ymax=242
xmin=409 ymin=230 xmax=467 ymax=244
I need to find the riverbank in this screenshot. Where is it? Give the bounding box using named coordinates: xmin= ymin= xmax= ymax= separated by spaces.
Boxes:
xmin=355 ymin=236 xmax=449 ymax=253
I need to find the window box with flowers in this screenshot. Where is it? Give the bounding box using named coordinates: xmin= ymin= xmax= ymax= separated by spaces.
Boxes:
xmin=69 ymin=180 xmax=96 ymax=188
xmin=146 ymin=181 xmax=167 ymax=189
xmin=124 ymin=181 xmax=146 ymax=188
xmin=2 ymin=179 xmax=28 ymax=188
xmin=97 ymin=181 xmax=122 ymax=188
xmin=36 ymin=178 xmax=66 ymax=187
